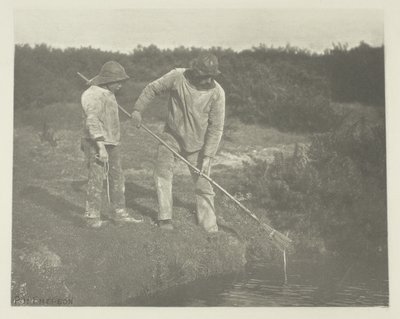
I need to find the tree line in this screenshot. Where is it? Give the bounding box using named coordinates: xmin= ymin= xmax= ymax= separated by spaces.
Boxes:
xmin=14 ymin=42 xmax=384 ymax=132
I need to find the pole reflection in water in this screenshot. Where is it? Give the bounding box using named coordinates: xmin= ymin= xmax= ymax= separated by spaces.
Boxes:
xmin=129 ymin=259 xmax=389 ymax=307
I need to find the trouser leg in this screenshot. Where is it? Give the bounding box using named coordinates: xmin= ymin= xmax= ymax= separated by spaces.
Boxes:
xmin=107 ymin=145 xmax=126 ymax=211
xmin=186 ymin=152 xmax=218 ymax=232
xmin=84 ymin=141 xmax=104 ymax=219
xmin=153 ymin=133 xmax=180 ymax=221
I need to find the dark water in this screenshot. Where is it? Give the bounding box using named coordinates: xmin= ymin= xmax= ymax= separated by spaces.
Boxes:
xmin=130 ymin=259 xmax=388 ymax=307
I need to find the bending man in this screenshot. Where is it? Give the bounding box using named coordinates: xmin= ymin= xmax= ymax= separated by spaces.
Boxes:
xmin=132 ymin=53 xmax=225 ymax=232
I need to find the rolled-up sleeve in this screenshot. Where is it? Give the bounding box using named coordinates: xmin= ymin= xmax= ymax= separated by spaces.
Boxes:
xmin=203 ymin=88 xmax=225 ymax=157
xmin=133 ymin=69 xmax=178 ymax=113
xmin=82 ymin=92 xmax=105 ymax=141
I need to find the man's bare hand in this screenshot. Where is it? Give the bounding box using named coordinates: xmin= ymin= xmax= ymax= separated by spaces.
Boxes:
xmin=97 ymin=143 xmax=108 ymax=163
xmin=131 ymin=110 xmax=142 ymax=128
xmin=200 ymin=156 xmax=212 ymax=176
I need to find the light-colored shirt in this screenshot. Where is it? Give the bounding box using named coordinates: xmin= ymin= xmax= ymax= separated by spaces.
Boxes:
xmin=81 ymin=85 xmax=121 ymax=145
xmin=133 ymin=68 xmax=225 ymax=157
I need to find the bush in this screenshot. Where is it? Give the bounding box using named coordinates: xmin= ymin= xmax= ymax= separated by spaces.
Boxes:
xmin=323 ymin=42 xmax=385 ymax=106
xmin=218 ymin=47 xmax=338 ymax=132
xmin=236 ymin=115 xmax=387 ymax=258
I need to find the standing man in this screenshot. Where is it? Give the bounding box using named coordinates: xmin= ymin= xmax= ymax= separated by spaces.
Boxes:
xmin=81 ymin=61 xmax=142 ymax=228
xmin=132 ymin=53 xmax=225 ymax=232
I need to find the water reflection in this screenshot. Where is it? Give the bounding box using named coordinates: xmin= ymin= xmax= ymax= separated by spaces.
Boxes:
xmin=130 ymin=260 xmax=388 ymax=307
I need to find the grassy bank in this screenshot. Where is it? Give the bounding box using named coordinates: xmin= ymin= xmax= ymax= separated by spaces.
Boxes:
xmin=12 ymin=96 xmax=386 ymax=305
xmin=12 ymin=101 xmax=310 ymax=305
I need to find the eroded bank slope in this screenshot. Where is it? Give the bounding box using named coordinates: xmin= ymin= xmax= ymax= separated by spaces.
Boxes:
xmin=12 ymin=113 xmax=302 ymax=305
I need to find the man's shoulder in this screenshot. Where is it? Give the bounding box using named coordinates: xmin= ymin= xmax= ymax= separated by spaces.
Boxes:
xmin=213 ymin=80 xmax=224 ymax=91
xmin=82 ymin=86 xmax=107 ymax=101
xmin=153 ymin=68 xmax=185 ymax=85
xmin=174 ymin=68 xmax=186 ymax=74
xmin=166 ymin=68 xmax=186 ymax=81
xmin=161 ymin=68 xmax=186 ymax=78
xmin=213 ymin=81 xmax=225 ymax=97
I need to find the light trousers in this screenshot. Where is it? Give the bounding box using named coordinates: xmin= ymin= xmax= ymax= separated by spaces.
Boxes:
xmin=154 ymin=132 xmax=218 ymax=232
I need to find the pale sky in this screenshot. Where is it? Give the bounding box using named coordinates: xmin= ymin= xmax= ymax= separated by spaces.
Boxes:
xmin=14 ymin=9 xmax=384 ymax=53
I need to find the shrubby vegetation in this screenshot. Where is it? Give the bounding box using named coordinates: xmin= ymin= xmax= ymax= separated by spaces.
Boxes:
xmin=14 ymin=42 xmax=384 ymax=132
xmin=235 ymin=113 xmax=386 ymax=258
xmin=322 ymin=42 xmax=385 ymax=106
xmin=219 ymin=49 xmax=335 ymax=132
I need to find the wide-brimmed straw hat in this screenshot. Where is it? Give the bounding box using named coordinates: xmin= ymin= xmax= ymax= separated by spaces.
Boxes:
xmin=89 ymin=61 xmax=130 ymax=86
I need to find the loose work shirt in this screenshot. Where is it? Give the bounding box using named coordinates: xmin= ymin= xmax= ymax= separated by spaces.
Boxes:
xmin=81 ymin=85 xmax=121 ymax=145
xmin=133 ymin=68 xmax=225 ymax=157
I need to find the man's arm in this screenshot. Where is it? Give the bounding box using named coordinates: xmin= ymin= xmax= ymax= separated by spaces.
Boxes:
xmin=203 ymin=88 xmax=226 ymax=158
xmin=131 ymin=69 xmax=179 ymax=127
xmin=82 ymin=92 xmax=105 ymax=141
xmin=82 ymin=92 xmax=108 ymax=162
xmin=133 ymin=69 xmax=178 ymax=113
